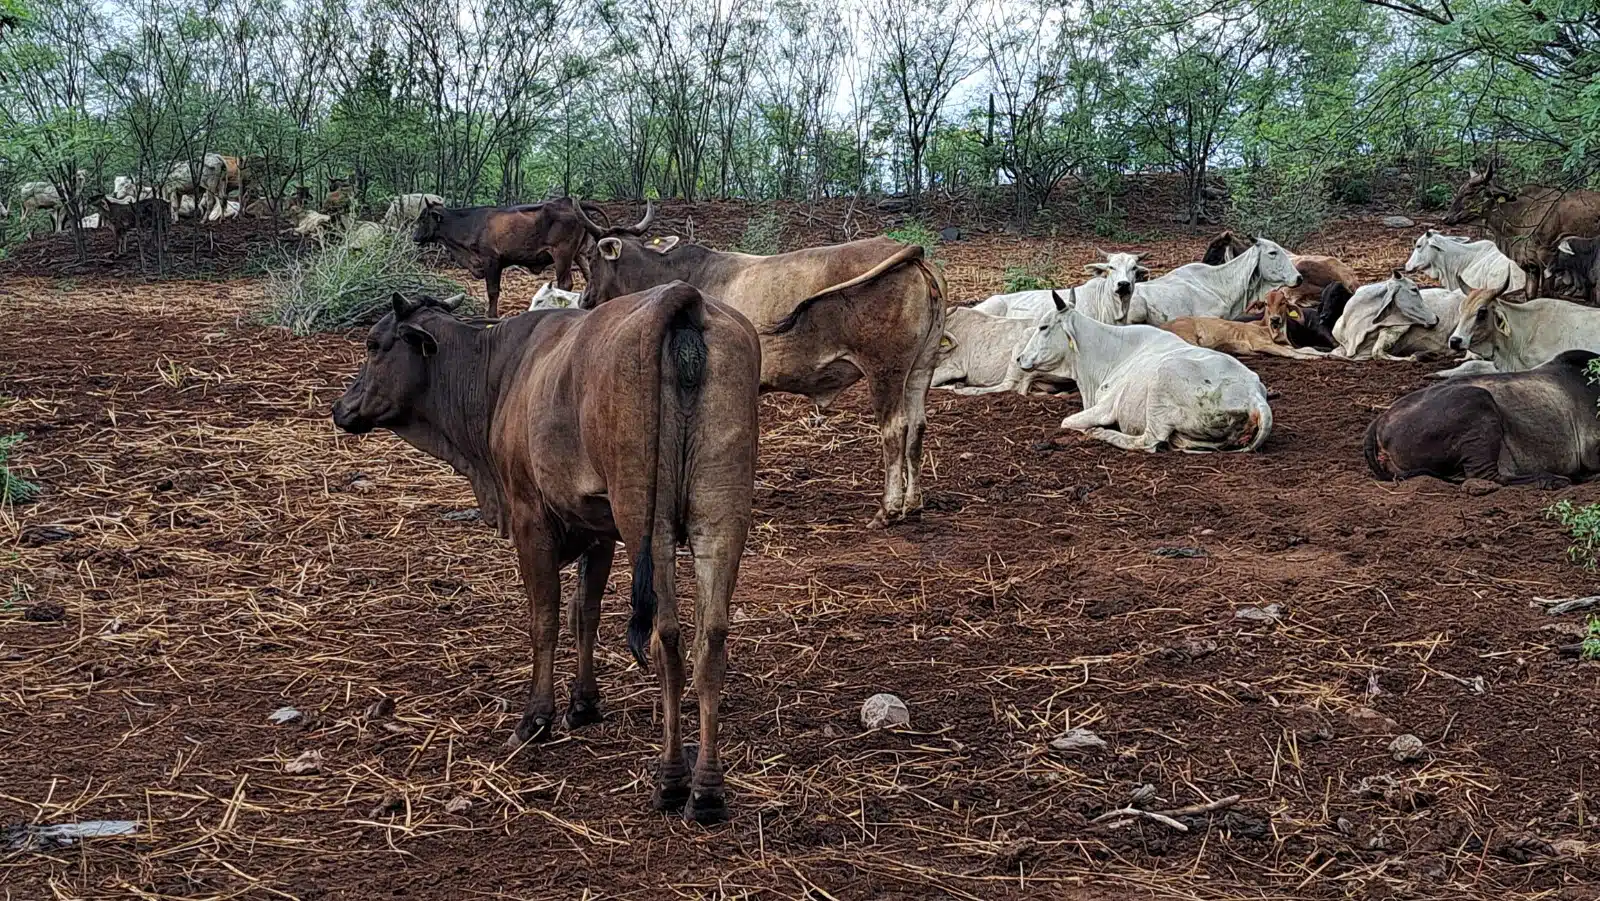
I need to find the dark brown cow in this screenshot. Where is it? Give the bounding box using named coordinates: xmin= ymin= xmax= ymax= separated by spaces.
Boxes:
xmin=1549 ymin=235 xmax=1599 ymax=305
xmin=1443 ymin=162 xmax=1600 ymax=297
xmin=413 ymin=198 xmax=608 ymax=318
xmin=575 ymin=203 xmax=946 ymax=527
xmin=1365 ymin=349 xmax=1600 ymax=487
xmin=332 ymin=285 xmax=760 ymax=824
xmin=96 ymin=196 xmax=169 ymax=256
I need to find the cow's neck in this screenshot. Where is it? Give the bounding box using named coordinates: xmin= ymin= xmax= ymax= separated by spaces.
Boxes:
xmin=1215 ymin=246 xmax=1264 ymax=314
xmin=1430 ymin=242 xmax=1479 ymax=291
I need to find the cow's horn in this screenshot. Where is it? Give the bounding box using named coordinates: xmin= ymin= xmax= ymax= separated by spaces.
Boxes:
xmin=392 ymin=292 xmax=421 ymax=318
xmin=571 ymin=197 xmax=607 ymax=237
xmin=438 ymin=293 xmax=465 ymax=311
xmin=619 ymin=200 xmax=655 ymax=236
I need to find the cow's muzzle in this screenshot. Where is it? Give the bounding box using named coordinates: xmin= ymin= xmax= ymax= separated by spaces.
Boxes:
xmin=1447 ymin=336 xmax=1466 ymax=352
xmin=331 ymin=397 xmax=374 ymax=434
xmin=1115 ymin=282 xmax=1132 ymax=298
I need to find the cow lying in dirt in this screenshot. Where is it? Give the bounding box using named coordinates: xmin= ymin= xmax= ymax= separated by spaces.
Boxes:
xmin=331 ymin=286 xmax=761 ymax=825
xmin=972 ymin=250 xmax=1147 ymax=323
xmin=1017 ymin=289 xmax=1274 ymax=452
xmin=932 ymin=306 xmax=1073 ymax=395
xmin=1330 ymin=271 xmax=1463 ymax=361
xmin=1365 ymin=350 xmax=1600 ymax=487
xmin=1159 ymin=289 xmax=1326 ymax=359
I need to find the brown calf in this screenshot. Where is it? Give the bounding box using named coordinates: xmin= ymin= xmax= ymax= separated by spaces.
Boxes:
xmin=332 ymin=285 xmax=761 ymax=824
xmin=1161 ymin=290 xmax=1326 ymax=359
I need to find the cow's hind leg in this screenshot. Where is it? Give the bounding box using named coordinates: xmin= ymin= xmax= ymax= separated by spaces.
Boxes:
xmin=566 ymin=541 xmax=614 ymax=729
xmin=1085 ymin=426 xmax=1164 ymax=452
xmin=507 ymin=518 xmax=562 ymax=747
xmin=866 ymin=369 xmax=910 ymax=527
xmin=647 ymin=533 xmax=691 ymax=813
xmin=682 ymin=525 xmax=746 ymax=825
xmin=901 ymin=354 xmax=937 ymax=517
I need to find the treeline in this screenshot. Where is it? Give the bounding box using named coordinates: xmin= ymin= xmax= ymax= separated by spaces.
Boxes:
xmin=2 ymin=0 xmax=1596 ymax=232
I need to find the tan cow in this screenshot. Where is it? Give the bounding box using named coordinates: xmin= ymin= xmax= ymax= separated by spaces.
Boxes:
xmin=575 ymin=203 xmax=946 ymax=527
xmin=332 ymin=285 xmax=761 ymax=825
xmin=1158 ymin=289 xmax=1327 ymax=359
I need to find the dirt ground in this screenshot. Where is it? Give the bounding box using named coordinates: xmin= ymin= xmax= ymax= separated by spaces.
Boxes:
xmin=3 ymin=217 xmax=1599 ymax=901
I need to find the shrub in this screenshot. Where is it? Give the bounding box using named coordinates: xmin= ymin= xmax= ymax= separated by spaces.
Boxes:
xmin=1546 ymin=499 xmax=1600 ymax=568
xmin=735 ymin=209 xmax=783 ymax=255
xmin=885 ymin=219 xmax=940 ymax=256
xmin=0 ymin=433 xmax=40 ymax=505
xmin=1584 ymin=616 xmax=1600 ymax=662
xmin=1228 ymin=167 xmax=1332 ymax=248
xmin=1335 ymin=176 xmax=1373 ymax=205
xmin=1416 ymin=183 xmax=1452 ymax=210
xmin=263 ymin=229 xmax=465 ymax=335
xmin=1002 ymin=250 xmax=1059 ymax=292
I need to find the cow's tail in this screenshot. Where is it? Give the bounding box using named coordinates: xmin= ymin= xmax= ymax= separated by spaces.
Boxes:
xmin=767 ymin=244 xmax=929 ymax=336
xmin=627 ymin=283 xmax=708 ymax=669
xmin=1364 ymin=419 xmax=1396 ymax=481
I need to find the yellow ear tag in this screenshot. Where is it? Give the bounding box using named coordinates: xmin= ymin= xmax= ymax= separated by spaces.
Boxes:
xmin=1289 ymin=310 xmax=1301 ymax=320
xmin=938 ymin=336 xmax=953 ymax=350
xmin=1067 ymin=335 xmax=1078 ymax=352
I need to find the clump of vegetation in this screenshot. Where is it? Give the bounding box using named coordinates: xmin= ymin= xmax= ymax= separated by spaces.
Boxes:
xmin=263 ymin=229 xmax=465 ymax=335
xmin=1003 ymin=251 xmax=1059 ymax=292
xmin=1584 ymin=616 xmax=1600 ymax=662
xmin=1546 ymin=499 xmax=1600 ymax=568
xmin=735 ymin=210 xmax=783 ymax=255
xmin=1333 ymin=175 xmax=1373 ymax=205
xmin=885 ymin=219 xmax=940 ymax=256
xmin=0 ymin=433 xmax=41 ymax=505
xmin=1228 ymin=166 xmax=1332 ymax=248
xmin=1416 ymin=183 xmax=1452 ymax=211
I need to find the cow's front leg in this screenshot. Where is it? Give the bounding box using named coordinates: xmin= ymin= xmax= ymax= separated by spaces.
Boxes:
xmin=485 ymin=264 xmax=504 ymax=319
xmin=1085 ymin=425 xmax=1163 ymax=452
xmin=1060 ymin=401 xmax=1117 ymax=432
xmin=507 ymin=518 xmax=562 ymax=747
xmin=566 ymin=541 xmax=614 ymax=729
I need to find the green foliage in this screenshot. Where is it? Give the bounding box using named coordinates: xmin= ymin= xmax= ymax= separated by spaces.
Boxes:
xmin=735 ymin=210 xmax=783 ymax=256
xmin=1333 ymin=175 xmax=1372 ymax=205
xmin=1002 ymin=256 xmax=1058 ymax=293
xmin=0 ymin=433 xmax=40 ymax=505
xmin=263 ymin=230 xmax=466 ymax=335
xmin=1228 ymin=165 xmax=1332 ymax=248
xmin=1583 ymin=616 xmax=1600 ymax=662
xmin=885 ymin=219 xmax=939 ymax=255
xmin=1546 ymin=499 xmax=1600 ymax=569
xmin=1416 ymin=184 xmax=1452 ymax=210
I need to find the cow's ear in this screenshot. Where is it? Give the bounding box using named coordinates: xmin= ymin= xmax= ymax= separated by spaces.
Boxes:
xmin=1135 ymin=265 xmax=1150 ymax=280
xmin=937 ymin=331 xmax=957 ymax=352
xmin=646 ymin=235 xmax=680 ymax=254
xmin=1084 ymin=263 xmax=1108 ymax=275
xmin=399 ymin=322 xmax=438 ymax=356
xmin=597 ymin=237 xmax=623 ymax=260
xmin=1494 ymin=309 xmax=1510 ymax=336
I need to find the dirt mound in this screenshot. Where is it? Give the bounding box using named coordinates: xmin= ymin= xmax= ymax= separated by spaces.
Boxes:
xmin=0 ymin=217 xmax=301 ymax=279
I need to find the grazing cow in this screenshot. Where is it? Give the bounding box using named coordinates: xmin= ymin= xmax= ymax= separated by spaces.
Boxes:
xmin=1017 ymin=289 xmax=1274 ymax=452
xmin=1162 ymin=290 xmax=1327 ymax=359
xmin=383 ymin=193 xmax=446 ymax=230
xmin=1201 ymin=231 xmax=1356 ymax=302
xmin=1442 ymin=162 xmax=1600 ymax=297
xmin=17 ymin=171 xmax=86 ymax=232
xmin=528 ymin=281 xmax=582 ymax=311
xmin=574 ymin=203 xmax=946 ymax=526
xmin=197 ymin=153 xmax=245 ymax=222
xmin=96 ymin=196 xmax=170 ymax=256
xmin=972 ymin=250 xmax=1148 ymax=323
xmin=1548 ymin=235 xmax=1599 ymax=305
xmin=1365 ymin=350 xmax=1600 ymax=487
xmin=1441 ymin=275 xmax=1600 ymax=374
xmin=413 ymin=198 xmax=607 ymax=318
xmin=1127 ymin=237 xmax=1303 ymax=324
xmin=1331 ymin=271 xmax=1463 ymax=361
xmin=332 ymin=286 xmax=761 ymax=824
xmin=1403 ymin=228 xmax=1527 ymax=293
xmin=932 ymin=306 xmax=1073 ymax=395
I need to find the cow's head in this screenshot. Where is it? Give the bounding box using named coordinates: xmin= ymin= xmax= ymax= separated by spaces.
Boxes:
xmin=1251 ymin=237 xmax=1303 ymax=288
xmin=1376 ymin=269 xmax=1435 ymax=327
xmin=1202 ymin=230 xmax=1253 ymax=266
xmin=332 ymin=293 xmax=464 ymax=434
xmin=412 ymin=205 xmax=447 ymax=244
xmin=1443 ymin=162 xmax=1515 ymax=225
xmin=1448 ymin=274 xmax=1514 ymax=353
xmin=1262 ymin=288 xmax=1299 ymax=344
xmin=1017 ymin=288 xmax=1081 ymax=375
xmin=572 ymin=202 xmax=686 ymax=308
xmin=1403 ymin=229 xmax=1447 ymax=275
xmin=1085 ymin=249 xmax=1148 ymax=319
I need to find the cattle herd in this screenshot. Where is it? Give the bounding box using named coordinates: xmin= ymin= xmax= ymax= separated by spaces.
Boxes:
xmin=14 ymin=157 xmax=1600 ymax=826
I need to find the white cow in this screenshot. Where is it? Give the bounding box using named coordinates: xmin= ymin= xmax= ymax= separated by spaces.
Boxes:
xmin=17 ymin=170 xmax=87 ymax=232
xmin=973 ymin=251 xmax=1149 ymax=324
xmin=383 ymin=193 xmax=446 ymax=230
xmin=1331 ymin=272 xmax=1463 ymax=361
xmin=1442 ymin=277 xmax=1600 ymax=374
xmin=163 ymin=161 xmax=203 ymax=221
xmin=1016 ymin=289 xmax=1274 ymax=452
xmin=1403 ymin=229 xmax=1526 ymax=293
xmin=1127 ymin=238 xmax=1302 ymax=324
xmin=931 ymin=306 xmax=1071 ymax=395
xmin=528 ymin=281 xmax=582 ymax=311
xmin=112 ymin=175 xmax=155 ymax=202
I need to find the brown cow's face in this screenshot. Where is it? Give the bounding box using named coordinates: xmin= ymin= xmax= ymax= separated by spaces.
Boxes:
xmin=579 ymin=234 xmax=683 ymax=309
xmin=1443 ymin=169 xmax=1512 ymax=225
xmin=332 ymin=296 xmax=439 ymax=434
xmin=413 ymin=207 xmax=443 ymax=244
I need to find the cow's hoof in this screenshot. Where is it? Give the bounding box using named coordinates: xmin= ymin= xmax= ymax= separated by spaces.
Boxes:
xmin=508 ymin=714 xmax=554 ymax=748
xmin=652 ymin=782 xmax=691 ymax=813
xmin=867 ymin=510 xmax=892 ymax=529
xmin=684 ymin=788 xmax=729 ymax=826
xmin=565 ymin=699 xmax=603 ymax=729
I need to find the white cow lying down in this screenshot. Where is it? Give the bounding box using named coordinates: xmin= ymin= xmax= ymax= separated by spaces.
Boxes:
xmin=1129 ymin=237 xmax=1302 ymax=324
xmin=973 ymin=250 xmax=1148 ymax=324
xmin=1331 ymin=272 xmax=1463 ymax=361
xmin=1017 ymin=289 xmax=1274 ymax=452
xmin=932 ymin=306 xmax=1072 ymax=395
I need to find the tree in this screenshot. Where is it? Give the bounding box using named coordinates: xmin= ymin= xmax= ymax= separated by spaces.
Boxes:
xmin=865 ymin=0 xmax=980 ymax=202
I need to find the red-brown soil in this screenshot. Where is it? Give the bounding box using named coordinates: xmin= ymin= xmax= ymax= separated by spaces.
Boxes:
xmin=1 ymin=218 xmax=1597 ymax=900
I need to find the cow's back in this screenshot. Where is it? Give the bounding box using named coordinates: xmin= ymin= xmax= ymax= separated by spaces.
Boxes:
xmin=706 ymin=238 xmax=924 ymax=328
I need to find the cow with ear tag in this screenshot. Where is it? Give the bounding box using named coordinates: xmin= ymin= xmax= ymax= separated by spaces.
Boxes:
xmin=332 ymin=284 xmax=762 ymax=826
xmin=1016 ymin=289 xmax=1273 ymax=452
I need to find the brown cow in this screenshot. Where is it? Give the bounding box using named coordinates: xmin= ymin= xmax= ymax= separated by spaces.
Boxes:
xmin=413 ymin=198 xmax=607 ymax=318
xmin=331 ymin=285 xmax=761 ymax=824
xmin=1202 ymin=231 xmax=1356 ymax=304
xmin=1162 ymin=289 xmax=1326 ymax=359
xmin=1443 ymin=161 xmax=1600 ymax=298
xmin=96 ymin=196 xmax=170 ymax=256
xmin=575 ymin=203 xmax=946 ymax=527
